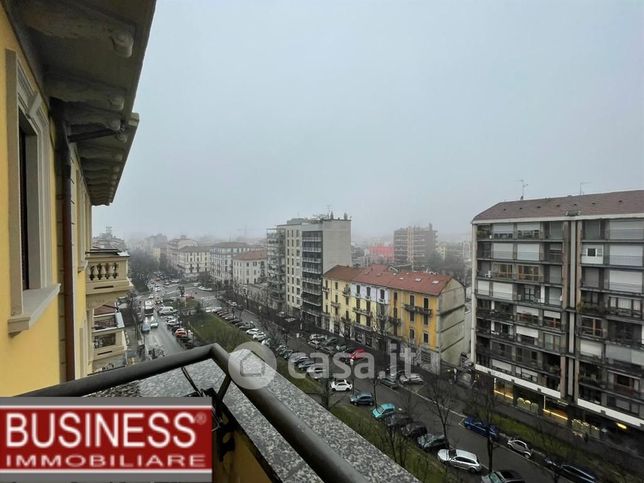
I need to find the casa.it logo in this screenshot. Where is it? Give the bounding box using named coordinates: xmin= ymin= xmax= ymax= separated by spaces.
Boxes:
xmin=0 ymin=398 xmax=213 ymax=482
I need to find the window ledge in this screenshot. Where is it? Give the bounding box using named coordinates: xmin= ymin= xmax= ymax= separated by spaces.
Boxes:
xmin=8 ymin=284 xmax=60 ymax=334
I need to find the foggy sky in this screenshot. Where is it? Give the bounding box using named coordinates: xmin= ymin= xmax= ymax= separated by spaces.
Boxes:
xmin=94 ymin=0 xmax=644 ymax=242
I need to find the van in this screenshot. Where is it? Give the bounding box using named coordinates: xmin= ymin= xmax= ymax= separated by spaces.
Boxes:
xmin=158 ymin=306 xmax=177 ymax=316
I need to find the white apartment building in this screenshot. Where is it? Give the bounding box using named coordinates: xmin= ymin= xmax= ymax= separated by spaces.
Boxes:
xmin=472 ymin=190 xmax=644 ymax=440
xmin=211 ymin=242 xmax=255 ymax=286
xmin=176 ymin=245 xmax=211 ymax=279
xmin=167 ymin=237 xmax=198 ymax=270
xmin=233 ymin=250 xmax=267 ymax=286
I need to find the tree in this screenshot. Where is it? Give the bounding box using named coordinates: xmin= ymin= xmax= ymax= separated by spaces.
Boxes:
xmin=197 ymin=272 xmax=213 ymax=287
xmin=128 ymin=248 xmax=159 ymax=292
xmin=424 ymin=372 xmax=458 ymax=448
xmin=467 ymin=373 xmax=499 ymax=472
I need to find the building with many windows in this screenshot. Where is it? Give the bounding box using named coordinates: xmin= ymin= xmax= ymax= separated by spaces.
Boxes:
xmin=394 ymin=224 xmax=437 ymax=268
xmin=176 ymin=245 xmax=212 ymax=279
xmin=267 ymin=226 xmax=286 ymax=310
xmin=233 ymin=250 xmax=267 ymax=286
xmin=0 ymin=0 xmax=154 ymax=394
xmin=472 ymin=190 xmax=644 ymax=437
xmin=323 ymin=265 xmax=466 ymax=373
xmin=268 ymin=216 xmax=352 ymax=326
xmin=167 ymin=236 xmax=198 ymax=270
xmin=210 ymin=242 xmax=255 ymax=286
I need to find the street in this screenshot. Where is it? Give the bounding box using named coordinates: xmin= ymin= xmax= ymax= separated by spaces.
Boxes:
xmin=146 ymin=284 xmax=556 ymax=483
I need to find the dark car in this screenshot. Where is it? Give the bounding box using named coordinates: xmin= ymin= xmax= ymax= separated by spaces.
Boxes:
xmin=463 ymin=416 xmax=499 ymax=440
xmin=320 ymin=345 xmax=336 ymax=355
xmin=379 ymin=375 xmax=399 ymax=389
xmin=417 ymin=433 xmax=448 ymax=452
xmin=384 ymin=413 xmax=413 ymax=430
xmin=350 ymin=392 xmax=375 ymax=406
xmin=481 ymin=470 xmax=525 ymax=483
xmin=557 ymin=464 xmax=598 ymax=483
xmin=401 ymin=421 xmax=427 ymax=439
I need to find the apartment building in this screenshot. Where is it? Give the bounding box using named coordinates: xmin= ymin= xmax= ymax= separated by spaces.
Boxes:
xmin=323 ymin=265 xmax=466 ymax=373
xmin=266 ymin=216 xmax=351 ymax=324
xmin=176 ymin=245 xmax=212 ymax=279
xmin=0 ymin=0 xmax=154 ymax=394
xmin=233 ymin=250 xmax=267 ymax=286
xmin=472 ymin=190 xmax=644 ymax=436
xmin=267 ymin=226 xmax=287 ymax=310
xmin=167 ymin=236 xmax=198 ymax=269
xmin=394 ymin=224 xmax=437 ymax=268
xmin=211 ymin=242 xmax=254 ymax=285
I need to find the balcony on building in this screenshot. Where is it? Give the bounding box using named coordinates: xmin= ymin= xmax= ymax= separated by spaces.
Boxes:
xmin=86 ymin=249 xmax=132 ymax=309
xmin=92 ymin=310 xmax=127 ymax=373
xmin=23 ymin=345 xmax=416 ymax=483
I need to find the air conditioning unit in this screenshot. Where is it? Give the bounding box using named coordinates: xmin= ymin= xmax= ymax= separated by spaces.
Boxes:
xmin=486 ymin=271 xmax=492 ymax=278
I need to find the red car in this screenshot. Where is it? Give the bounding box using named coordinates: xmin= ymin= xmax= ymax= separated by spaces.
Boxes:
xmin=350 ymin=348 xmax=367 ymax=361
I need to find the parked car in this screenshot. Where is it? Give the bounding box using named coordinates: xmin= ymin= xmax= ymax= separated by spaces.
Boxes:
xmin=437 ymin=448 xmax=482 ymax=473
xmin=350 ymin=348 xmax=366 ymax=360
xmin=350 ymin=392 xmax=375 ymax=406
xmin=399 ymin=373 xmax=424 ymax=385
xmin=417 ymin=433 xmax=448 ymax=452
xmin=289 ymin=353 xmax=307 ymax=363
xmin=506 ymin=438 xmax=532 ymax=458
xmin=544 ymin=460 xmax=598 ymax=483
xmin=401 ymin=422 xmax=427 ymax=439
xmin=384 ymin=413 xmax=413 ymax=430
xmin=324 ymin=337 xmax=338 ymax=346
xmin=296 ymin=359 xmax=315 ymax=371
xmin=174 ymin=328 xmax=187 ymax=338
xmin=281 ymin=350 xmax=293 ymax=360
xmin=309 ymin=334 xmax=326 ymax=343
xmin=141 ymin=322 xmax=150 ymax=333
xmin=481 ymin=470 xmax=526 ymax=483
xmin=372 ymin=403 xmax=397 ymax=420
xmin=463 ymin=416 xmax=499 ymax=440
xmin=309 ymin=340 xmax=322 ymax=349
xmin=252 ymin=332 xmax=267 ymax=341
xmin=246 ymin=328 xmax=261 ymax=336
xmin=337 ymin=352 xmax=352 ymax=363
xmin=379 ymin=375 xmax=399 ymax=389
xmin=275 ymin=345 xmax=287 ymax=355
xmin=330 ymin=379 xmax=353 ymax=392
xmin=335 ymin=344 xmax=348 ymax=352
xmin=149 ymin=319 xmax=159 ymax=328
xmin=320 ymin=345 xmax=335 ymax=355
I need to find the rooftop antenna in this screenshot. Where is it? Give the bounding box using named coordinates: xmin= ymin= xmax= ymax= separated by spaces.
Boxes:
xmin=579 ymin=182 xmax=589 ymax=196
xmin=517 ymin=179 xmax=528 ymax=200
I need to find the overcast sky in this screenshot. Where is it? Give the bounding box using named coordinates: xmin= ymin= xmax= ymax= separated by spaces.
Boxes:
xmin=94 ymin=0 xmax=644 ymax=242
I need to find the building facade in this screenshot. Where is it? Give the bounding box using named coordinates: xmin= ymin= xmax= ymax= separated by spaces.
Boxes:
xmin=211 ymin=242 xmax=254 ymax=286
xmin=323 ymin=265 xmax=466 ymax=373
xmin=393 ymin=224 xmax=437 ymax=268
xmin=267 ymin=226 xmax=286 ymax=310
xmin=176 ymin=245 xmax=212 ymax=279
xmin=233 ymin=250 xmax=267 ymax=286
xmin=0 ymin=0 xmax=153 ymax=395
xmin=167 ymin=236 xmax=198 ymax=270
xmin=472 ymin=190 xmax=644 ymax=437
xmin=267 ymin=216 xmax=351 ymax=322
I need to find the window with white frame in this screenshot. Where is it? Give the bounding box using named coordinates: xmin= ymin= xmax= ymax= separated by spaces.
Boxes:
xmin=7 ymin=50 xmax=58 ymax=333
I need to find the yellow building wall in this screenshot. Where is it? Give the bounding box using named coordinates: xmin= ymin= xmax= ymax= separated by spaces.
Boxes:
xmin=0 ymin=6 xmax=62 ymax=395
xmin=398 ymin=290 xmax=439 ymax=349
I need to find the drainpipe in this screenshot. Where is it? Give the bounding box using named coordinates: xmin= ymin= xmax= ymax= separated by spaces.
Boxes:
xmin=53 ymin=99 xmax=76 ymax=381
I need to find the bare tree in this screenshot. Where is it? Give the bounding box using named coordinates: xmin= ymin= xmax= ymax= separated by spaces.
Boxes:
xmin=467 ymin=373 xmax=499 ymax=472
xmin=424 ymin=373 xmax=458 ymax=447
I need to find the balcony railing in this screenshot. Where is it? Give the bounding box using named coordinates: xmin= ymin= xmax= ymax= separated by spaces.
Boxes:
xmin=86 ymin=249 xmax=131 ymax=309
xmin=21 ymin=345 xmax=389 ymax=482
xmin=353 ymin=307 xmax=371 ymax=317
xmin=404 ymin=304 xmax=430 ymax=315
xmin=302 ymin=265 xmax=322 ymax=274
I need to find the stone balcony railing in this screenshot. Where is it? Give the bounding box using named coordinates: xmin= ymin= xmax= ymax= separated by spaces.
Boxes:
xmin=23 ymin=345 xmax=414 ymax=482
xmin=86 ymin=249 xmax=131 ymax=309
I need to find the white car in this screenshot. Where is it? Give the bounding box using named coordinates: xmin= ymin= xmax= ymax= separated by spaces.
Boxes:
xmin=246 ymin=328 xmax=261 ymax=335
xmin=437 ymin=449 xmax=481 ymax=473
xmin=399 ymin=373 xmax=424 ymax=385
xmin=507 ymin=438 xmax=532 ymax=458
xmin=150 ymin=320 xmax=159 ymax=328
xmin=252 ymin=332 xmax=266 ymax=341
xmin=330 ymin=379 xmax=353 ymax=392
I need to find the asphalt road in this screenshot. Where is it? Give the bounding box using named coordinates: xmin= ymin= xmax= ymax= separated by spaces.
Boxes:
xmin=145 ymin=284 xmax=556 ymax=483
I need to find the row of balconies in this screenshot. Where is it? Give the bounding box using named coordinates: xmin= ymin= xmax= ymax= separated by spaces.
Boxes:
xmin=578 ymin=300 xmax=644 ymax=321
xmin=403 ymin=303 xmax=432 ymax=315
xmin=478 ymin=270 xmax=564 ymax=285
xmin=477 ymin=249 xmax=563 ymax=264
xmin=476 ymin=226 xmax=563 ymax=241
xmin=581 ymin=279 xmax=644 ymax=296
xmin=476 ymin=326 xmax=566 ymax=352
xmin=476 ymin=290 xmax=562 ymax=308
